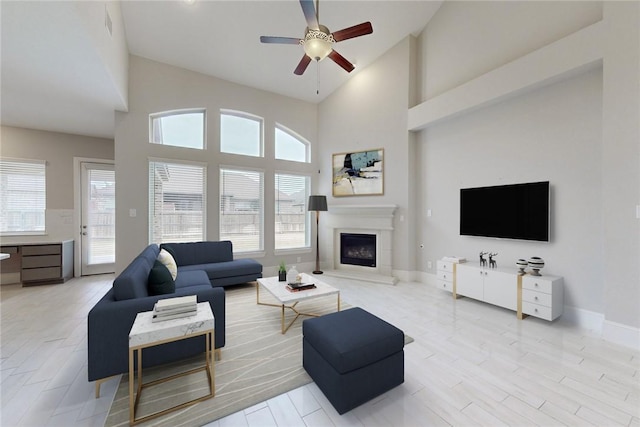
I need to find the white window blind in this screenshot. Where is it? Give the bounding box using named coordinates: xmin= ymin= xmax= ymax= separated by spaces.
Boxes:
xmin=149 ymin=160 xmax=206 ymax=244
xmin=275 ymin=173 xmax=309 ymax=250
xmin=275 ymin=125 xmax=309 ymax=163
xmin=150 ymin=109 xmax=205 ymax=149
xmin=0 ymin=158 xmax=46 ymax=234
xmin=220 ymin=168 xmax=264 ymax=252
xmin=220 ymin=111 xmax=263 ymax=157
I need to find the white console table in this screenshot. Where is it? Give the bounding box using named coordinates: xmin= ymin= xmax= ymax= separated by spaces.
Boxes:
xmin=437 ymin=260 xmax=563 ymax=321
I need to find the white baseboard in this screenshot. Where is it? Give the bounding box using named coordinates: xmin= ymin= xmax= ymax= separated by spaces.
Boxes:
xmin=603 ymin=320 xmax=640 ymax=350
xmin=561 ymin=305 xmax=605 ymax=335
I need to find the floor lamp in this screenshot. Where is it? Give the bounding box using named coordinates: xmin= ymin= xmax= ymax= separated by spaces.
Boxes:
xmin=308 ymin=195 xmax=328 ymax=274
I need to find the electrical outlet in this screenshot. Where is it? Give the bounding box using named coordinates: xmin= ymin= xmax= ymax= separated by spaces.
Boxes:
xmin=427 ymin=260 xmax=432 ymax=270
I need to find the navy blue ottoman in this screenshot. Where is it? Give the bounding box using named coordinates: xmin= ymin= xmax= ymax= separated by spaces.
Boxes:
xmin=302 ymin=307 xmax=405 ymax=414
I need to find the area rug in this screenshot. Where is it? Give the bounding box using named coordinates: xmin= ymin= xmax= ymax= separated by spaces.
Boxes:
xmin=104 ymin=283 xmax=348 ymax=426
xmin=105 ymin=283 xmax=413 ymax=426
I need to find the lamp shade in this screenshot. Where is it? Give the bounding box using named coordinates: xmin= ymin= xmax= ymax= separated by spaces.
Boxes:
xmin=308 ymin=195 xmax=328 ymax=212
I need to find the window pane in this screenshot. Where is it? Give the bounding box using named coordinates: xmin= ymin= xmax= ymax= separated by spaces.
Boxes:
xmin=150 ymin=110 xmax=205 ymax=149
xmin=149 ymin=161 xmax=205 ymax=244
xmin=275 ymin=126 xmax=308 ymax=163
xmin=0 ymin=159 xmax=46 ymax=234
xmin=275 ymin=174 xmax=309 ymax=250
xmin=220 ymin=113 xmax=262 ymax=157
xmin=220 ymin=168 xmax=264 ymax=252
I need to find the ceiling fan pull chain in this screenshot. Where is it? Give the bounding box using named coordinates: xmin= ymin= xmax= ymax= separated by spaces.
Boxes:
xmin=317 ymin=61 xmax=320 ymax=95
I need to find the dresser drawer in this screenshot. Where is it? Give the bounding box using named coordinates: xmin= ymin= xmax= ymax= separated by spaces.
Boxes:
xmin=22 ymin=245 xmax=61 ymax=256
xmin=522 ymin=302 xmax=553 ymax=321
xmin=522 ymin=276 xmax=553 ymax=294
xmin=22 ymin=255 xmax=60 ymax=268
xmin=437 ymin=270 xmax=453 ymax=282
xmin=22 ymin=267 xmax=61 ymax=282
xmin=522 ymin=289 xmax=552 ymax=307
xmin=437 ymin=260 xmax=454 ymax=272
xmin=437 ymin=279 xmax=453 ymax=293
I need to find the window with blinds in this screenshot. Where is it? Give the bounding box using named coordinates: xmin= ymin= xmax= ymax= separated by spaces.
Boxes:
xmin=150 ymin=109 xmax=205 ymax=149
xmin=149 ymin=160 xmax=206 ymax=244
xmin=0 ymin=158 xmax=46 ymax=234
xmin=275 ymin=173 xmax=310 ymax=250
xmin=275 ymin=124 xmax=310 ymax=163
xmin=220 ymin=111 xmax=263 ymax=157
xmin=220 ymin=167 xmax=264 ymax=253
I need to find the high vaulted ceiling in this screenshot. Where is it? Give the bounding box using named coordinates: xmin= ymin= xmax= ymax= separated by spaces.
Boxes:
xmin=1 ymin=1 xmax=442 ymax=139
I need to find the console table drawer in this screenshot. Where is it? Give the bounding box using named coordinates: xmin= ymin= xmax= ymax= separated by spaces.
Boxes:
xmin=22 ymin=255 xmax=60 ymax=268
xmin=22 ymin=267 xmax=61 ymax=282
xmin=522 ymin=302 xmax=553 ymax=321
xmin=22 ymin=245 xmax=61 ymax=256
xmin=522 ymin=276 xmax=553 ymax=294
xmin=437 ymin=260 xmax=454 ymax=272
xmin=437 ymin=270 xmax=453 ymax=282
xmin=522 ymin=289 xmax=552 ymax=306
xmin=437 ymin=279 xmax=453 ymax=293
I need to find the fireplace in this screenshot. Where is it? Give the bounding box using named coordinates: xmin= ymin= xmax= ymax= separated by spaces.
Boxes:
xmin=340 ymin=233 xmax=376 ymax=267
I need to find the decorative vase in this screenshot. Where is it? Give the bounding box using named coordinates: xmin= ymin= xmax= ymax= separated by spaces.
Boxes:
xmin=278 ymin=270 xmax=287 ymax=282
xmin=528 ymin=257 xmax=545 ymax=276
xmin=516 ymin=259 xmax=528 ymax=275
xmin=286 ymin=266 xmax=300 ymax=284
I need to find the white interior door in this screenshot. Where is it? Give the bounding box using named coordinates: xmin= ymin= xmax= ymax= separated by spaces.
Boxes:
xmin=80 ymin=162 xmax=115 ymax=275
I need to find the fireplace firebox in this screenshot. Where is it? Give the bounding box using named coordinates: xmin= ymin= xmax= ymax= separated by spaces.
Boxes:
xmin=340 ymin=233 xmax=376 ymax=267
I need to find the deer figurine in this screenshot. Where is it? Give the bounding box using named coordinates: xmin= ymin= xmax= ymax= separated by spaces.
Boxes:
xmin=489 ymin=253 xmax=498 ymax=269
xmin=479 ymin=251 xmax=487 ymax=267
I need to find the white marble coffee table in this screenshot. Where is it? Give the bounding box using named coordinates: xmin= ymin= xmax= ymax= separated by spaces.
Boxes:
xmin=256 ymin=273 xmax=340 ymax=334
xmin=128 ymin=302 xmax=214 ymax=425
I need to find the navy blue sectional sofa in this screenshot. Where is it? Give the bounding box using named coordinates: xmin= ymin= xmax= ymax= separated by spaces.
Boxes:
xmin=87 ymin=241 xmax=262 ymax=394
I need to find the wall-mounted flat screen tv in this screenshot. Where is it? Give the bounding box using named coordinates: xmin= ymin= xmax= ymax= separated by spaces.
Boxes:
xmin=460 ymin=181 xmax=550 ymax=242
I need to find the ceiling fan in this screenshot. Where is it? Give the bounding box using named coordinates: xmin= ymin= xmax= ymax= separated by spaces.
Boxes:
xmin=260 ymin=0 xmax=373 ymax=76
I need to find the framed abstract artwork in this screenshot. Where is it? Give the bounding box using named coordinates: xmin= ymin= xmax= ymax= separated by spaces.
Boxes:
xmin=332 ymin=148 xmax=384 ymax=197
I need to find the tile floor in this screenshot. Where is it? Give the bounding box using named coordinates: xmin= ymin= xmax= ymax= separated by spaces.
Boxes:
xmin=1 ymin=274 xmax=638 ymax=426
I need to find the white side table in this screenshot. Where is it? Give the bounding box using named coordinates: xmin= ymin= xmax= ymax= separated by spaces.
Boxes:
xmin=128 ymin=302 xmax=215 ymax=425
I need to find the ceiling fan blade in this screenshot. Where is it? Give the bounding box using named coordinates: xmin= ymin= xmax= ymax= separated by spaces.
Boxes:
xmin=294 ymin=55 xmax=312 ymax=75
xmin=328 ymin=50 xmax=355 ymax=73
xmin=299 ymin=0 xmax=319 ymax=30
xmin=260 ymin=36 xmax=302 ymax=45
xmin=332 ymin=22 xmax=373 ymax=42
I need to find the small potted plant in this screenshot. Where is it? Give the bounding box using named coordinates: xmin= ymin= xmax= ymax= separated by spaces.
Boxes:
xmin=278 ymin=261 xmax=287 ymax=282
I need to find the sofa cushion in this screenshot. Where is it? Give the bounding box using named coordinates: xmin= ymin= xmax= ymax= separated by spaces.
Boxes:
xmin=157 ymin=248 xmax=178 ymax=280
xmin=148 ymin=260 xmax=176 ymax=295
xmin=180 ymin=258 xmax=262 ymax=279
xmin=174 ymin=269 xmax=210 ymax=289
xmin=161 ymin=241 xmax=233 ymax=266
xmin=112 ymin=245 xmax=159 ymax=301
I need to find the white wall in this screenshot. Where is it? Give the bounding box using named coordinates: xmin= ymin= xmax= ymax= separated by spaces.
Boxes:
xmin=417 ymin=68 xmax=604 ymax=313
xmin=317 ymin=37 xmax=416 ymax=274
xmin=114 ymin=56 xmax=318 ymax=274
xmin=413 ymin=0 xmax=639 ymax=342
xmin=0 ymin=125 xmax=114 ymax=243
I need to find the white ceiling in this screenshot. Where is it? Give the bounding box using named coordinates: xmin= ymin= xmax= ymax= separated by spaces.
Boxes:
xmin=1 ymin=1 xmax=442 ymax=139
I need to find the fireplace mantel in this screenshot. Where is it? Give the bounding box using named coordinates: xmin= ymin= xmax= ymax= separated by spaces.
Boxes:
xmin=324 ymin=204 xmax=397 ymax=285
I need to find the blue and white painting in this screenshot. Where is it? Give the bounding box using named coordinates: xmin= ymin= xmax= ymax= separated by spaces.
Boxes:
xmin=332 ymin=149 xmax=383 ymax=196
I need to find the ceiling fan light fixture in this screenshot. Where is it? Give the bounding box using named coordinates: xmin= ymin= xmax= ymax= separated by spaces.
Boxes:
xmin=302 ymin=27 xmax=334 ymax=61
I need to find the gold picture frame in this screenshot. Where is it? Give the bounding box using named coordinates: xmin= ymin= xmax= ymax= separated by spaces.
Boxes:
xmin=332 ymin=148 xmax=384 ymax=197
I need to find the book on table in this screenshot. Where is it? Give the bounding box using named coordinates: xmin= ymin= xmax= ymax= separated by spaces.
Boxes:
xmin=152 ymin=295 xmax=198 ymax=322
xmin=286 ymin=283 xmax=316 ymax=291
xmin=155 ymin=295 xmax=197 ymax=311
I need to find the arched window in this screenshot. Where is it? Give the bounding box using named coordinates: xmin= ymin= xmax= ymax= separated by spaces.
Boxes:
xmin=275 ymin=124 xmax=310 ymax=163
xmin=149 ymin=109 xmax=205 ymax=149
xmin=220 ymin=110 xmax=263 ymax=157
